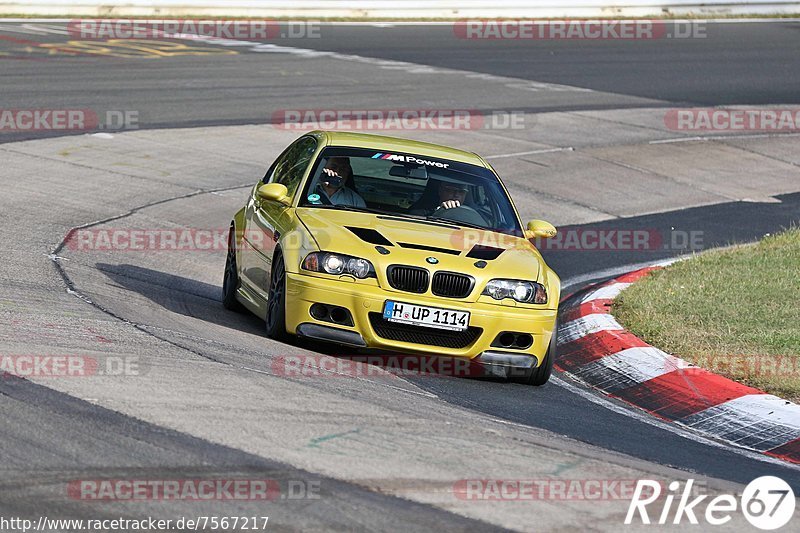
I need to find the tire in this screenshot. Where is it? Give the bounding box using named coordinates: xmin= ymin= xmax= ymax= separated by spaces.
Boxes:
xmin=514 ymin=320 xmax=557 ymax=386
xmin=265 ymin=250 xmax=289 ymax=341
xmin=222 ymin=226 xmax=245 ymax=312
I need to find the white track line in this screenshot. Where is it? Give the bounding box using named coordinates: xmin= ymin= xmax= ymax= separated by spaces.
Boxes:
xmin=650 ymin=132 xmax=800 ymax=144
xmin=561 ymin=257 xmax=682 ymax=292
xmin=486 ymin=146 xmax=574 ymax=159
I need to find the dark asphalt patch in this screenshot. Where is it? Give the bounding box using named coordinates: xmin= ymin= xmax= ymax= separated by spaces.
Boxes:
xmin=0 ymin=375 xmax=506 ymax=532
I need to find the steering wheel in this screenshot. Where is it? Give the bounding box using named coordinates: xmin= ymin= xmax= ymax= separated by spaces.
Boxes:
xmin=432 ymin=204 xmax=488 ymax=226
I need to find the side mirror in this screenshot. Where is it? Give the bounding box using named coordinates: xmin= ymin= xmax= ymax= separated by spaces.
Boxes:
xmin=524 ymin=220 xmax=557 ymax=239
xmin=257 ymin=183 xmax=291 ymax=206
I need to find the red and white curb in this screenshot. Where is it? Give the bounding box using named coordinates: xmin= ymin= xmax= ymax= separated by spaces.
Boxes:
xmin=556 ymin=266 xmax=800 ymax=464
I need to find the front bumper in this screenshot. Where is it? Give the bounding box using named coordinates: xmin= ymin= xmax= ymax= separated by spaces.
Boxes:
xmin=285 ymin=272 xmax=557 ymax=362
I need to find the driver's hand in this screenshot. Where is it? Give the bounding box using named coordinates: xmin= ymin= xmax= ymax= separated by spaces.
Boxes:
xmin=322 ymin=168 xmax=340 ymax=178
xmin=439 ymin=200 xmax=461 ymax=209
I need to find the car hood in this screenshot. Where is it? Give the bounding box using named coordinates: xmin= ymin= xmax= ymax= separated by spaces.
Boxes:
xmin=295 ymin=208 xmax=543 ymax=292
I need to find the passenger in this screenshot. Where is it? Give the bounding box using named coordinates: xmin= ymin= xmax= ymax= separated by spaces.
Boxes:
xmin=316 ymin=157 xmax=367 ymax=208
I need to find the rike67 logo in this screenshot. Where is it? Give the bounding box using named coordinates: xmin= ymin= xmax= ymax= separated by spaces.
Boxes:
xmin=626 ymin=477 xmax=795 ymax=530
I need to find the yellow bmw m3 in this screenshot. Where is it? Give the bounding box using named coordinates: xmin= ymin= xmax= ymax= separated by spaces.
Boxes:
xmin=223 ymin=131 xmax=560 ymax=385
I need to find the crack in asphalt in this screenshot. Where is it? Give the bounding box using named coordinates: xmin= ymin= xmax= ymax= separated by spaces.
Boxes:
xmin=49 ymin=184 xmax=255 ymax=367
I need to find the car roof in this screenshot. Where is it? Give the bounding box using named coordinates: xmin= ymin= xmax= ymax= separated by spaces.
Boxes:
xmin=313 ymin=131 xmax=489 ymax=168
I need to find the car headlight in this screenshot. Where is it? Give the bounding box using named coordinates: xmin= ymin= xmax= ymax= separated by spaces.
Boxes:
xmin=482 ymin=279 xmax=547 ymax=304
xmin=302 ymin=252 xmax=376 ymax=279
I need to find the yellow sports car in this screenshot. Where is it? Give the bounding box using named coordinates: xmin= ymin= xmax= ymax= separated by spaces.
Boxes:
xmin=223 ymin=131 xmax=560 ymax=385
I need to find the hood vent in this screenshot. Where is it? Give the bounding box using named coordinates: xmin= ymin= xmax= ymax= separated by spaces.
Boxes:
xmin=397 ymin=242 xmax=460 ymax=256
xmin=345 ymin=226 xmax=393 ymax=246
xmin=466 ymin=244 xmax=504 ymax=260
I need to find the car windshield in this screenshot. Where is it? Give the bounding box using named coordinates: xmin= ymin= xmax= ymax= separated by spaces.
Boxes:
xmin=299 ymin=147 xmax=522 ymax=234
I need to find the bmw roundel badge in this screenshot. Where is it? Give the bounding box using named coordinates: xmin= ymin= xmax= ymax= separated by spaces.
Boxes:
xmin=426 ymin=257 xmax=439 ymax=264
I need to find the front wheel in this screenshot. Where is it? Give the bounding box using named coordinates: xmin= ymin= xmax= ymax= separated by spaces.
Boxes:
xmin=265 ymin=251 xmax=289 ymax=341
xmin=515 ymin=321 xmax=556 ymax=386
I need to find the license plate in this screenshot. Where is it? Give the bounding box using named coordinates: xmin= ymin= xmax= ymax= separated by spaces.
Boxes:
xmin=382 ymin=301 xmax=470 ymax=331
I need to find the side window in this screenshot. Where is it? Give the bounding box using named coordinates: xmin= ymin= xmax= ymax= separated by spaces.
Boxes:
xmin=266 ymin=137 xmax=317 ymax=199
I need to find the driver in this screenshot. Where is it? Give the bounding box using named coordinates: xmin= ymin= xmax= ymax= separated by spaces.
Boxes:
xmin=314 ymin=157 xmax=366 ymax=208
xmin=411 ymin=180 xmax=472 ymax=215
xmin=437 ymin=181 xmax=469 ymax=210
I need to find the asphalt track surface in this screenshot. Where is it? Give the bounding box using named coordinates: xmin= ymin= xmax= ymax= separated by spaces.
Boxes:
xmin=1 ymin=20 xmax=800 ymax=531
xmin=274 ymin=22 xmax=800 ymax=105
xmin=1 ymin=21 xmax=799 ymax=143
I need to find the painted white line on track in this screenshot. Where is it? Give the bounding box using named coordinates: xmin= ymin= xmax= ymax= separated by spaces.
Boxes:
xmin=649 ymin=136 xmax=706 ymax=144
xmin=650 ymin=132 xmax=800 ymax=144
xmin=561 ymin=257 xmax=682 ymax=292
xmin=157 ymin=34 xmax=596 ymax=94
xmin=486 ymin=146 xmax=574 ymax=159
